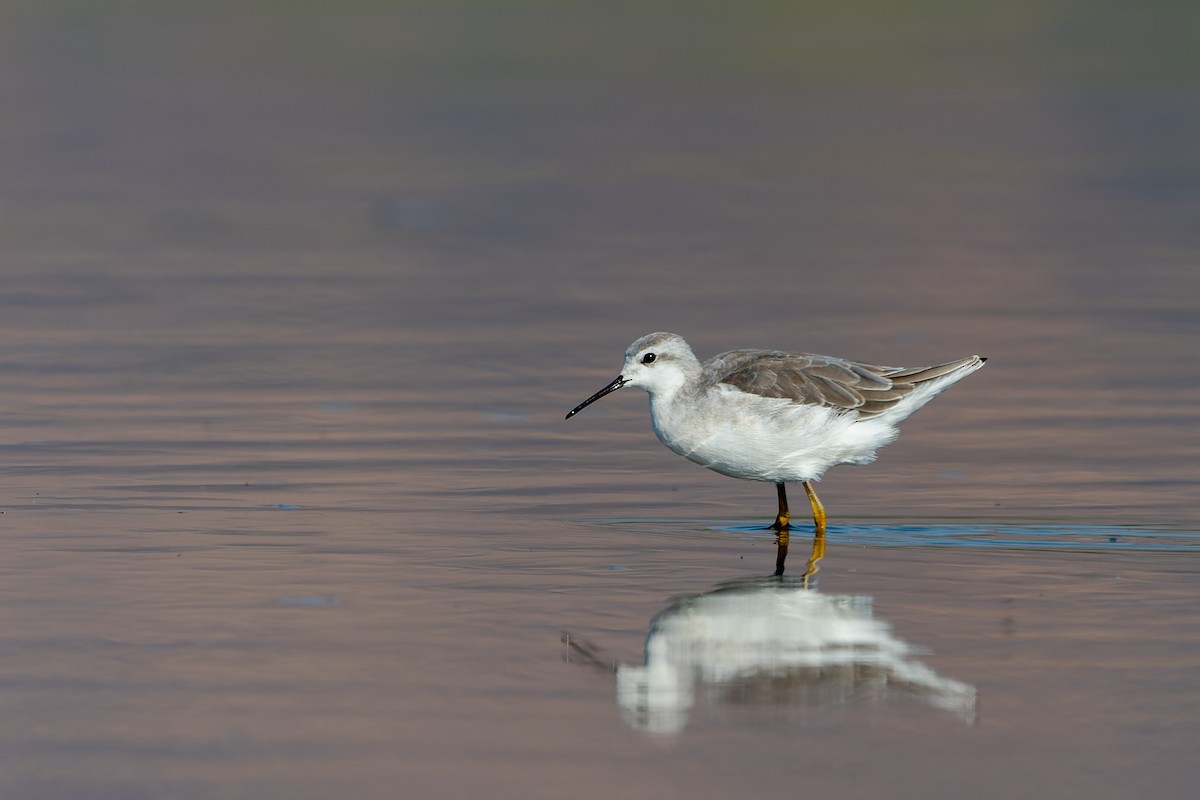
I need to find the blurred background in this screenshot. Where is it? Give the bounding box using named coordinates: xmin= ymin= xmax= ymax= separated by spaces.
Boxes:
xmin=2 ymin=0 xmax=1198 ymax=519
xmin=0 ymin=2 xmax=1197 ymax=799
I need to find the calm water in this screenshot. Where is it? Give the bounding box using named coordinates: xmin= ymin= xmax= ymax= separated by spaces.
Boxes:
xmin=1 ymin=3 xmax=1198 ymax=799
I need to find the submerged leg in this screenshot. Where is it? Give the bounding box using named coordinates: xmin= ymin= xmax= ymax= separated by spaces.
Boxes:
xmin=775 ymin=527 xmax=826 ymax=584
xmin=773 ymin=537 xmax=788 ymax=576
xmin=801 ymin=528 xmax=826 ymax=587
xmin=802 ymin=480 xmax=827 ymax=535
xmin=769 ymin=482 xmax=790 ymax=532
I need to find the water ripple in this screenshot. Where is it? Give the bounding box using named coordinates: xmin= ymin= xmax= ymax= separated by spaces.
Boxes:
xmin=716 ymin=522 xmax=1200 ymax=552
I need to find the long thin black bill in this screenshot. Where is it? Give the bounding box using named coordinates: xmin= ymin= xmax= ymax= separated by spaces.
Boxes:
xmin=565 ymin=375 xmax=628 ymax=419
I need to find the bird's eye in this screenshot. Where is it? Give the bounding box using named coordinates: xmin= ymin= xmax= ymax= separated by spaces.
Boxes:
xmin=641 ymin=352 xmax=656 ymax=364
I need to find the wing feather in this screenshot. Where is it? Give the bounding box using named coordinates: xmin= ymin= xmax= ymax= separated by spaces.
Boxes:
xmin=705 ymin=349 xmax=977 ymax=418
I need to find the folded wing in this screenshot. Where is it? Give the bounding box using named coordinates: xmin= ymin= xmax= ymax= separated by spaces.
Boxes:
xmin=707 ymin=350 xmax=979 ymax=418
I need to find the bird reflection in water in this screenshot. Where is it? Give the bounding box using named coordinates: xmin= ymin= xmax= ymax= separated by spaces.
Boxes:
xmin=774 ymin=526 xmax=825 ymax=582
xmin=565 ymin=539 xmax=975 ymax=735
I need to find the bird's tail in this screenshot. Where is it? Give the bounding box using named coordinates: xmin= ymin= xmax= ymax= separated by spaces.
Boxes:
xmin=872 ymin=355 xmax=987 ymax=425
xmin=886 ymin=355 xmax=987 ymax=385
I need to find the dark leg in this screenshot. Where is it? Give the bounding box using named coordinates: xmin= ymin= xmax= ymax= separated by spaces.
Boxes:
xmin=773 ymin=537 xmax=788 ymax=576
xmin=769 ymin=481 xmax=791 ymax=532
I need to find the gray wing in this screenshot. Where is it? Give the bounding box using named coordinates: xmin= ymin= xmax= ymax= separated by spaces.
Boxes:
xmin=705 ymin=349 xmax=965 ymax=417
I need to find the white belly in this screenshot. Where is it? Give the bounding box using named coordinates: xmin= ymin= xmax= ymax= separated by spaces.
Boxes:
xmin=647 ymin=387 xmax=898 ymax=483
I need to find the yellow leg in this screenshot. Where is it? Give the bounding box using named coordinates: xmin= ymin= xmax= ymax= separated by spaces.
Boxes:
xmin=802 ymin=480 xmax=826 ymax=536
xmin=769 ymin=482 xmax=791 ymax=532
xmin=799 ymin=480 xmax=827 ymax=586
xmin=801 ymin=528 xmax=826 ymax=587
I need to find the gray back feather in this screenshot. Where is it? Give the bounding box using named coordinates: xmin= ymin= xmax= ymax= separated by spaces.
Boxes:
xmin=705 ymin=350 xmax=979 ymax=417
